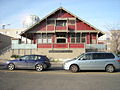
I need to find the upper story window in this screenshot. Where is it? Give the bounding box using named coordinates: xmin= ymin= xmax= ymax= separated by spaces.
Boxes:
xmin=47 ymin=20 xmax=55 ymax=25
xmin=68 ymin=20 xmax=75 ymax=25
xmin=81 ymin=33 xmax=86 ymax=43
xmin=56 ymin=20 xmax=66 ymax=26
xmin=56 ymin=33 xmax=66 ymax=37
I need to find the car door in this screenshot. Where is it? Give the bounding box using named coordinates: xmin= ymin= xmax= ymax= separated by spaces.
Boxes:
xmin=77 ymin=53 xmax=95 ymax=70
xmin=26 ymin=55 xmax=37 ymax=69
xmin=15 ymin=55 xmax=28 ymax=68
xmin=92 ymin=53 xmax=114 ymax=70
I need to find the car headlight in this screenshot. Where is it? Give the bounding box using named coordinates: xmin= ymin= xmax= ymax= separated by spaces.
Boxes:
xmin=6 ymin=61 xmax=10 ymax=64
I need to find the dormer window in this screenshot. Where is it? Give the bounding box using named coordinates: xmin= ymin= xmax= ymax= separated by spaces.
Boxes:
xmin=56 ymin=20 xmax=66 ymax=26
xmin=68 ymin=20 xmax=75 ymax=25
xmin=47 ymin=20 xmax=55 ymax=25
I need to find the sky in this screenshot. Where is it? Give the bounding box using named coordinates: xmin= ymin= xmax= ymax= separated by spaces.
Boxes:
xmin=0 ymin=0 xmax=120 ymax=31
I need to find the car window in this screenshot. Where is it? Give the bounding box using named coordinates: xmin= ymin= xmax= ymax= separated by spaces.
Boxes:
xmin=29 ymin=56 xmax=35 ymax=60
xmin=78 ymin=54 xmax=91 ymax=60
xmin=78 ymin=54 xmax=85 ymax=60
xmin=93 ymin=53 xmax=115 ymax=60
xmin=27 ymin=56 xmax=41 ymax=60
xmin=34 ymin=56 xmax=41 ymax=60
xmin=20 ymin=56 xmax=29 ymax=60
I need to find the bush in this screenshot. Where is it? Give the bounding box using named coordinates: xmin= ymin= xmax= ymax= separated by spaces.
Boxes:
xmin=11 ymin=55 xmax=21 ymax=59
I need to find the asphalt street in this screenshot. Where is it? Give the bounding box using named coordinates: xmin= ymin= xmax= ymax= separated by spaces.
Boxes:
xmin=0 ymin=65 xmax=120 ymax=90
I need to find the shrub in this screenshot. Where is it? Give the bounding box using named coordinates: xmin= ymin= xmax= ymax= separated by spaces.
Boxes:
xmin=11 ymin=55 xmax=21 ymax=59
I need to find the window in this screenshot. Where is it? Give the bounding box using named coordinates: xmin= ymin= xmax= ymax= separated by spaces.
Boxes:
xmin=57 ymin=39 xmax=66 ymax=43
xmin=81 ymin=33 xmax=86 ymax=43
xmin=56 ymin=33 xmax=66 ymax=37
xmin=42 ymin=34 xmax=47 ymax=43
xmin=20 ymin=55 xmax=30 ymax=60
xmin=37 ymin=34 xmax=42 ymax=44
xmin=38 ymin=39 xmax=42 ymax=44
xmin=104 ymin=53 xmax=115 ymax=59
xmin=47 ymin=34 xmax=52 ymax=43
xmin=34 ymin=56 xmax=41 ymax=60
xmin=93 ymin=53 xmax=115 ymax=59
xmin=56 ymin=20 xmax=66 ymax=26
xmin=70 ymin=33 xmax=75 ymax=43
xmin=37 ymin=34 xmax=53 ymax=44
xmin=79 ymin=54 xmax=91 ymax=60
xmin=76 ymin=33 xmax=80 ymax=43
xmin=68 ymin=20 xmax=75 ymax=25
xmin=47 ymin=20 xmax=55 ymax=25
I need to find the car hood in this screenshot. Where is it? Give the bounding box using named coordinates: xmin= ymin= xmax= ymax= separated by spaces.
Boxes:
xmin=7 ymin=59 xmax=19 ymax=63
xmin=65 ymin=59 xmax=76 ymax=63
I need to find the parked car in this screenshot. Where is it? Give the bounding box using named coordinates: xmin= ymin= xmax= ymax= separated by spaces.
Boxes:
xmin=4 ymin=55 xmax=51 ymax=71
xmin=63 ymin=52 xmax=120 ymax=73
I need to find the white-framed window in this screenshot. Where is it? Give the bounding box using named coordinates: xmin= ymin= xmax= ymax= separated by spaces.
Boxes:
xmin=68 ymin=20 xmax=75 ymax=25
xmin=81 ymin=33 xmax=86 ymax=43
xmin=47 ymin=20 xmax=55 ymax=25
xmin=38 ymin=39 xmax=42 ymax=44
xmin=37 ymin=34 xmax=53 ymax=44
xmin=70 ymin=33 xmax=75 ymax=43
xmin=76 ymin=33 xmax=80 ymax=43
xmin=56 ymin=20 xmax=66 ymax=26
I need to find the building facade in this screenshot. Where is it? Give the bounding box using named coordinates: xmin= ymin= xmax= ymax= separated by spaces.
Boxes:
xmin=12 ymin=7 xmax=105 ymax=60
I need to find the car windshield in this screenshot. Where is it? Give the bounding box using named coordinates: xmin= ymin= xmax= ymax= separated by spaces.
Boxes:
xmin=75 ymin=53 xmax=85 ymax=59
xmin=19 ymin=56 xmax=29 ymax=60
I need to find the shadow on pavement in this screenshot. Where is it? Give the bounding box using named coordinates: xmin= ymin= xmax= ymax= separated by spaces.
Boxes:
xmin=0 ymin=64 xmax=120 ymax=73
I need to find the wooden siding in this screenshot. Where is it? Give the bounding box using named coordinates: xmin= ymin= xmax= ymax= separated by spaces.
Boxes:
xmin=49 ymin=10 xmax=74 ymax=18
xmin=37 ymin=43 xmax=85 ymax=48
xmin=38 ymin=44 xmax=52 ymax=48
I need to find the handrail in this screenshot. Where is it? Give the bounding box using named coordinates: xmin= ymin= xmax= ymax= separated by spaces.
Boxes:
xmin=0 ymin=45 xmax=11 ymax=55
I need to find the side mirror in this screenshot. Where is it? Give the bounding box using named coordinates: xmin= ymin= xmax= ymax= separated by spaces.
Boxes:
xmin=19 ymin=59 xmax=22 ymax=61
xmin=81 ymin=58 xmax=86 ymax=60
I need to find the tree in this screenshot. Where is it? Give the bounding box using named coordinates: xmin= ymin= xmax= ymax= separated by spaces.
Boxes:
xmin=105 ymin=23 xmax=120 ymax=54
xmin=110 ymin=30 xmax=120 ymax=54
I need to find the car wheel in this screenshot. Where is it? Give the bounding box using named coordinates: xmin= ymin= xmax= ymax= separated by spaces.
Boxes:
xmin=106 ymin=65 xmax=115 ymax=73
xmin=70 ymin=65 xmax=79 ymax=73
xmin=8 ymin=63 xmax=15 ymax=70
xmin=35 ymin=64 xmax=43 ymax=72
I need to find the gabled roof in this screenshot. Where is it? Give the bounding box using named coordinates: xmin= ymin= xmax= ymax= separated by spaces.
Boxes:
xmin=20 ymin=7 xmax=104 ymax=36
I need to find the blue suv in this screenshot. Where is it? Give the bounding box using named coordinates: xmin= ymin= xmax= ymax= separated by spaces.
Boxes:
xmin=5 ymin=55 xmax=51 ymax=71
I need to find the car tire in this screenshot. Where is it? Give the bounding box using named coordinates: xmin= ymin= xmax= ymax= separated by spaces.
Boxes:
xmin=70 ymin=65 xmax=79 ymax=73
xmin=8 ymin=63 xmax=15 ymax=70
xmin=35 ymin=64 xmax=43 ymax=72
xmin=105 ymin=65 xmax=115 ymax=73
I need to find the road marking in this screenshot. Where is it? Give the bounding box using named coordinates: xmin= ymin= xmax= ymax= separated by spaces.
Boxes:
xmin=0 ymin=70 xmax=120 ymax=75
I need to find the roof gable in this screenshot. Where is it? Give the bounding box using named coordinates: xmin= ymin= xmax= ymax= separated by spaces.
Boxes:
xmin=20 ymin=7 xmax=104 ymax=36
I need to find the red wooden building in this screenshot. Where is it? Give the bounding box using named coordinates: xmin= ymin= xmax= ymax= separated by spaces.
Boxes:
xmin=20 ymin=7 xmax=104 ymax=59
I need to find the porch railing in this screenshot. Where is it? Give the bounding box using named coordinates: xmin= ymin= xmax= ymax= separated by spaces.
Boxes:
xmin=86 ymin=44 xmax=107 ymax=50
xmin=12 ymin=44 xmax=37 ymax=49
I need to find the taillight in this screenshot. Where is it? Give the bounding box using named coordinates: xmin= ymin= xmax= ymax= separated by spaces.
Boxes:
xmin=117 ymin=60 xmax=120 ymax=63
